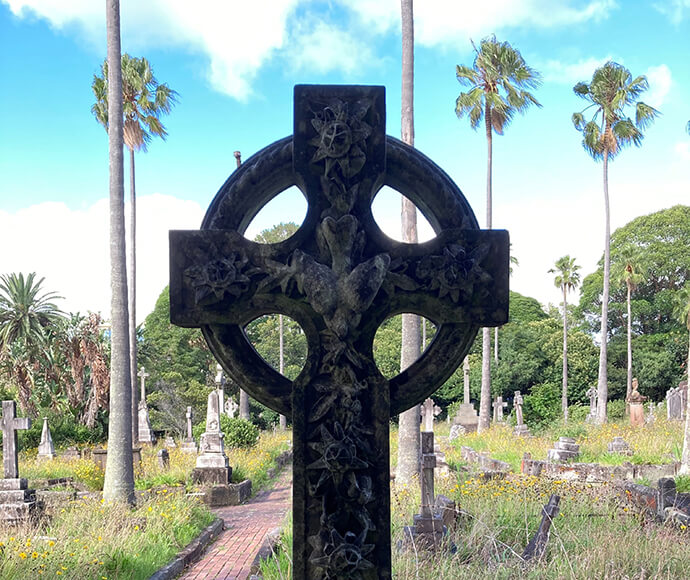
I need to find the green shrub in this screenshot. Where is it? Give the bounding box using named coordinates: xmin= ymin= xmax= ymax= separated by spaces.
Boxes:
xmin=676 ymin=475 xmax=690 ymax=493
xmin=568 ymin=403 xmax=590 ymax=423
xmin=192 ymin=415 xmax=259 ymax=448
xmin=524 ymin=382 xmax=560 ymax=429
xmin=607 ymin=399 xmax=626 ymax=420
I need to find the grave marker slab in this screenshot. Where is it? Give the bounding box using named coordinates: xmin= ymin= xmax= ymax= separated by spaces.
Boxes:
xmin=181 ymin=406 xmax=198 ymax=453
xmin=37 ymin=417 xmax=56 ymax=460
xmin=137 ymin=366 xmax=156 ymax=444
xmin=513 ymin=391 xmax=530 ymax=436
xmin=170 ymin=85 xmax=509 ymax=579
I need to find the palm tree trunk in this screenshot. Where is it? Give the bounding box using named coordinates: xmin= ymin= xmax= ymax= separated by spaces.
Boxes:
xmin=680 ymin=333 xmax=690 ymax=474
xmin=396 ymin=0 xmax=421 ymax=485
xmin=278 ymin=314 xmax=286 ymax=430
xmin=478 ymin=104 xmax=493 ymax=433
xmin=562 ymin=283 xmax=569 ymax=423
xmin=494 ymin=327 xmax=499 ymax=363
xmin=103 ymin=0 xmax=135 ymax=505
xmin=596 ymin=149 xmax=610 ymax=425
xmin=128 ymin=146 xmax=138 ymax=445
xmin=625 ymin=281 xmax=633 ymax=417
xmin=239 ymin=389 xmax=250 ymax=420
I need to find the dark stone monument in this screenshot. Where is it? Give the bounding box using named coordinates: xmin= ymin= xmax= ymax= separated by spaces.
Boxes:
xmin=522 ymin=494 xmax=560 ymax=561
xmin=170 ymin=85 xmax=509 ymax=579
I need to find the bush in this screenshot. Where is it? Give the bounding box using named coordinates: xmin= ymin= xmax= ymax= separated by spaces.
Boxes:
xmin=607 ymin=399 xmax=626 ymax=420
xmin=524 ymin=382 xmax=560 ymax=429
xmin=192 ymin=415 xmax=259 ymax=448
xmin=16 ymin=411 xmax=106 ymax=449
xmin=568 ymin=403 xmax=590 ymax=423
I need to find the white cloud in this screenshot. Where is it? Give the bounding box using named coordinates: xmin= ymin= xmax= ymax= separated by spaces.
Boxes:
xmin=654 ymin=0 xmax=690 ymax=24
xmin=0 ymin=195 xmax=205 ymax=324
xmin=644 ymin=64 xmax=672 ymax=109
xmin=543 ymin=56 xmax=617 ymax=85
xmin=675 ymin=141 xmax=690 ymax=161
xmin=286 ymin=19 xmax=376 ymax=76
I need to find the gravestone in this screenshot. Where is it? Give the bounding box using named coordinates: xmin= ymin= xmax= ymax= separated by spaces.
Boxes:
xmin=225 ymin=397 xmax=239 ymax=418
xmin=164 ymin=435 xmax=177 ymax=448
xmin=452 ymin=403 xmax=478 ymax=433
xmin=37 ymin=417 xmax=57 ymax=460
xmin=181 ymin=406 xmax=198 ymax=453
xmin=628 ymin=377 xmax=646 ymax=427
xmin=403 ymin=432 xmax=445 ymax=549
xmin=680 ymin=380 xmax=688 ymax=420
xmin=193 ymin=390 xmax=230 ymax=485
xmin=61 ymin=446 xmax=81 ymax=461
xmin=215 ymin=363 xmax=226 ymax=415
xmin=448 ymin=424 xmax=466 ymax=442
xmin=421 ymin=397 xmax=441 ymax=432
xmin=547 ymin=436 xmax=580 ymax=462
xmin=513 ymin=391 xmax=530 ymax=437
xmin=522 ymin=494 xmax=560 ymax=561
xmin=0 ymin=401 xmax=40 ymax=524
xmin=645 ymin=402 xmax=656 ymax=424
xmin=666 ymin=387 xmax=682 ymax=420
xmin=157 ymin=448 xmax=170 ymax=470
xmin=492 ymin=395 xmax=507 ymax=423
xmin=170 ymin=85 xmax=509 ymax=579
xmin=137 ymin=366 xmax=156 ymax=444
xmin=607 ymin=436 xmax=632 ymax=455
xmin=586 ymin=386 xmax=597 ymax=422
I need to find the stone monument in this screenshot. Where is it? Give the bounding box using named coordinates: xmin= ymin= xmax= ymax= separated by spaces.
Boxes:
xmin=170 ymin=85 xmax=509 ymax=579
xmin=225 ymin=397 xmax=239 ymax=418
xmin=628 ymin=377 xmax=646 ymax=427
xmin=513 ymin=391 xmax=530 ymax=437
xmin=193 ymin=390 xmax=230 ymax=485
xmin=666 ymin=387 xmax=683 ymax=420
xmin=492 ymin=395 xmax=507 ymax=423
xmin=547 ymin=436 xmax=580 ymax=462
xmin=680 ymin=380 xmax=688 ymax=420
xmin=137 ymin=366 xmax=156 ymax=444
xmin=0 ymin=401 xmax=40 ymax=524
xmin=451 ymin=356 xmax=479 ymax=433
xmin=607 ymin=436 xmax=633 ymax=455
xmin=181 ymin=406 xmax=198 ymax=453
xmin=37 ymin=417 xmax=57 ymax=460
xmin=421 ymin=397 xmax=441 ymax=432
xmin=585 ymin=386 xmax=597 ymax=422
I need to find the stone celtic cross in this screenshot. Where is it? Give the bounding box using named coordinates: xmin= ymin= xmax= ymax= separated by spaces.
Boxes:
xmin=170 ymin=85 xmax=508 ymax=579
xmin=138 ymin=366 xmax=150 ymax=401
xmin=2 ymin=401 xmax=31 ymax=479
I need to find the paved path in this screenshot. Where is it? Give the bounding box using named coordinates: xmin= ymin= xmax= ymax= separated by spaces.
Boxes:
xmin=179 ymin=469 xmax=292 ymax=580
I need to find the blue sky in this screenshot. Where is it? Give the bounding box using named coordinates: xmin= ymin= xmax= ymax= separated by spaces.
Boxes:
xmin=1 ymin=0 xmax=688 ymax=322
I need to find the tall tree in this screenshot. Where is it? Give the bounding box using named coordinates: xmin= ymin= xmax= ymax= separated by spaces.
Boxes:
xmin=611 ymin=243 xmax=646 ymax=412
xmin=455 ymin=35 xmax=541 ymax=431
xmin=102 ymin=0 xmax=134 ymax=505
xmin=0 ymin=273 xmax=63 ymax=415
xmin=549 ymin=255 xmax=581 ymax=423
xmin=396 ymin=0 xmax=422 ymax=486
xmin=572 ymin=61 xmax=659 ymax=424
xmin=92 ymin=54 xmax=177 ymax=443
xmin=673 ymin=282 xmax=690 ymax=474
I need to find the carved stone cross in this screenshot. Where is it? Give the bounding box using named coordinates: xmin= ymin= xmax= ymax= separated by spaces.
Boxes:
xmin=138 ymin=366 xmax=150 ymax=401
xmin=493 ymin=395 xmax=508 ymax=422
xmin=170 ymin=85 xmax=508 ymax=579
xmin=421 ymin=397 xmax=441 ymax=432
xmin=1 ymin=401 xmax=31 ymax=479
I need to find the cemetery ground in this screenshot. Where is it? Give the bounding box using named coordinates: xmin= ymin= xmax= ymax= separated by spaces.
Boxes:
xmin=259 ymin=417 xmax=689 ymax=580
xmin=0 ymin=430 xmax=290 ymax=579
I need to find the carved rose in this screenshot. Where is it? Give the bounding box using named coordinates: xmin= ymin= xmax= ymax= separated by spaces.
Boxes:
xmin=184 ymin=252 xmax=250 ymax=305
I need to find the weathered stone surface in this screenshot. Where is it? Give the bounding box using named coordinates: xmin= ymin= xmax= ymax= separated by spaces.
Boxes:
xmin=192 ymin=467 xmax=231 ymax=486
xmin=37 ymin=417 xmax=56 ymax=460
xmin=667 ymin=387 xmax=683 ymax=420
xmin=547 ymin=437 xmax=580 ymax=462
xmin=137 ymin=366 xmax=157 ymax=444
xmin=61 ymin=446 xmax=81 ymax=461
xmin=608 ymin=436 xmax=633 ymax=455
xmin=201 ymin=479 xmax=252 ymax=507
xmin=452 ymin=403 xmax=478 ymax=433
xmin=195 ymin=390 xmax=230 ymax=480
xmin=2 ymin=400 xmax=31 ymax=479
xmin=448 ymin=424 xmax=466 ymax=441
xmin=169 ymin=85 xmax=509 ymax=579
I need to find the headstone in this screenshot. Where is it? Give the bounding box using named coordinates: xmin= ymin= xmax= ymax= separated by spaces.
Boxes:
xmin=546 ymin=436 xmax=580 ymax=462
xmin=193 ymin=390 xmax=231 ymax=485
xmin=645 ymin=402 xmax=656 ymax=424
xmin=607 ymin=436 xmax=632 ymax=455
xmin=666 ymin=387 xmax=682 ymax=420
xmin=225 ymin=397 xmax=239 ymax=418
xmin=169 ymin=85 xmax=509 ymax=578
xmin=37 ymin=417 xmax=57 ymax=460
xmin=157 ymin=448 xmax=170 ymax=470
xmin=586 ymin=386 xmax=597 ymax=422
xmin=181 ymin=406 xmax=198 ymax=453
xmin=448 ymin=424 xmax=466 ymax=442
xmin=215 ymin=364 xmax=226 ymax=417
xmin=91 ymin=447 xmax=108 ymax=471
xmin=513 ymin=391 xmax=530 ymax=437
xmin=137 ymin=366 xmax=156 ymax=444
xmin=492 ymin=395 xmax=507 ymax=423
xmin=453 ymin=404 xmax=478 ymax=433
xmin=462 ymin=356 xmax=470 ymax=404
xmin=421 ymin=398 xmax=441 ymax=432
xmin=522 ymin=494 xmax=560 ymax=561
xmin=403 ymin=432 xmax=445 ymax=549
xmin=628 ymin=378 xmax=646 ymax=427
xmin=164 ymin=435 xmax=177 ymax=448
xmin=61 ymin=446 xmax=81 ymax=461
xmin=680 ymin=380 xmax=688 ymax=420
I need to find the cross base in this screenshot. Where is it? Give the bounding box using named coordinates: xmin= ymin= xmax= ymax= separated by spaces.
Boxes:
xmin=402 ymin=514 xmax=447 ymax=551
xmin=192 ymin=466 xmax=231 ymax=486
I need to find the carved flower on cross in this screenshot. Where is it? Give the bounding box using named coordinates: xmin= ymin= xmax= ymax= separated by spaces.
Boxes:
xmin=308 ymin=528 xmax=375 ymax=578
xmin=307 ymin=423 xmax=368 ymax=492
xmin=309 ymin=99 xmax=372 ymax=178
xmin=184 ymin=252 xmax=250 ymax=306
xmin=415 ymin=243 xmax=492 ymax=303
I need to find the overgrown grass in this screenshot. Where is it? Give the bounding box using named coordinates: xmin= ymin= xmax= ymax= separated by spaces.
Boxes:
xmin=0 ymin=489 xmax=213 ymax=579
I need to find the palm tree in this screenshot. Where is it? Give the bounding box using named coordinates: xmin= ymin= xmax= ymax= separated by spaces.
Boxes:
xmin=396 ymin=0 xmax=422 ymax=486
xmin=102 ymin=0 xmax=135 ymax=505
xmin=673 ymin=283 xmax=690 ymax=474
xmin=455 ymin=35 xmax=541 ymax=432
xmin=92 ymin=54 xmax=177 ymax=443
xmin=572 ymin=62 xmax=659 ymax=424
xmin=612 ymin=244 xmax=646 ymax=412
xmin=549 ymin=256 xmax=581 ymax=423
xmin=0 ymin=273 xmax=63 ymax=415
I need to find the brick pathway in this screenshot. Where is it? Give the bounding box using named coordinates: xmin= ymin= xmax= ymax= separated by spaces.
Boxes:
xmin=179 ymin=469 xmax=292 ymax=580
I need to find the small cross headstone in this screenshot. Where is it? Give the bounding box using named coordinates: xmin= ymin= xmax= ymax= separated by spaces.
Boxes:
xmin=1 ymin=401 xmax=30 ymax=479
xmin=462 ymin=356 xmax=470 ymax=404
xmin=522 ymin=494 xmax=560 ymax=561
xmin=225 ymin=397 xmax=239 ymax=418
xmin=421 ymin=398 xmax=441 ymax=432
xmin=138 ymin=366 xmax=150 ymax=402
xmin=492 ymin=396 xmax=508 ymax=423
xmin=586 ymin=386 xmax=597 ymax=422
xmin=170 ymin=85 xmax=509 ymax=578
xmin=181 ymin=406 xmax=198 ymax=453
xmin=37 ymin=417 xmax=56 ymax=460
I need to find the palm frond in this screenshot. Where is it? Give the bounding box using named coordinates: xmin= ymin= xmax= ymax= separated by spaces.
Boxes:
xmin=635 ymin=102 xmax=660 ymax=129
xmin=573 ymin=82 xmax=590 ymax=97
